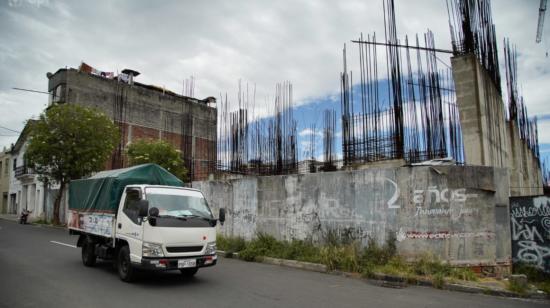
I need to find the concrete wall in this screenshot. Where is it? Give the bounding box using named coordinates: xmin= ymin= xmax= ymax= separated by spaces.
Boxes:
xmin=194 ymin=165 xmax=511 ymax=267
xmin=47 ymin=69 xmax=217 ymax=180
xmin=451 ymin=55 xmax=542 ymax=196
xmin=509 ymin=196 xmax=550 ymax=273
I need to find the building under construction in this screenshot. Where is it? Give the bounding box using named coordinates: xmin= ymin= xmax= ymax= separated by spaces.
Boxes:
xmin=47 ymin=67 xmax=217 ymax=181
xmin=338 ymin=0 xmax=542 ymax=196
xmin=215 ymin=0 xmax=543 ymax=196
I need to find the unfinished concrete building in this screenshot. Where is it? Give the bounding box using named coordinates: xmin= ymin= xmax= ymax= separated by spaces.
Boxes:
xmin=47 ymin=67 xmax=217 ymax=181
xmin=452 ymin=54 xmax=542 ymax=196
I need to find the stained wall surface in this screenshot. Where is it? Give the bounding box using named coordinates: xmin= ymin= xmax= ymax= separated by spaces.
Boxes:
xmin=194 ymin=165 xmax=511 ymax=267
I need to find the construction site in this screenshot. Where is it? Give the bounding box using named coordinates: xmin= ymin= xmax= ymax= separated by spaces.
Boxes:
xmin=192 ymin=0 xmax=550 ymax=274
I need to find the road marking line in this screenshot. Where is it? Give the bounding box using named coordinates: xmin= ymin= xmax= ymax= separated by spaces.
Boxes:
xmin=50 ymin=240 xmax=77 ymax=248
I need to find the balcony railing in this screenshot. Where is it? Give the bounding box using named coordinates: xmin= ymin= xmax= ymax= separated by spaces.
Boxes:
xmin=14 ymin=165 xmax=33 ymax=177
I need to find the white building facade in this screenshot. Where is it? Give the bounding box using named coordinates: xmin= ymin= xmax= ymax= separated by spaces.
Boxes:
xmin=9 ymin=141 xmax=47 ymax=221
xmin=7 ymin=121 xmax=59 ymax=222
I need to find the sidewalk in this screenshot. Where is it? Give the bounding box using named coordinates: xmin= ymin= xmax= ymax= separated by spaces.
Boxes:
xmin=0 ymin=214 xmax=18 ymax=222
xmin=217 ymin=251 xmax=550 ymax=301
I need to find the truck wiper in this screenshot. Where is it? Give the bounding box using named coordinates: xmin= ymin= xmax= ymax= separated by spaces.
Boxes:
xmin=157 ymin=214 xmax=213 ymax=223
xmin=177 ymin=215 xmax=213 ymax=222
xmin=158 ymin=214 xmax=178 ymax=218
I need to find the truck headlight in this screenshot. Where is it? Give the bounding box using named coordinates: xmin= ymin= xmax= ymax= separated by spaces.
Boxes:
xmin=205 ymin=241 xmax=216 ymax=255
xmin=142 ymin=242 xmax=164 ymax=257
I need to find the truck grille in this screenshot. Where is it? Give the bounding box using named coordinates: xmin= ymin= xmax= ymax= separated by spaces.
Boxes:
xmin=166 ymin=245 xmax=203 ymax=253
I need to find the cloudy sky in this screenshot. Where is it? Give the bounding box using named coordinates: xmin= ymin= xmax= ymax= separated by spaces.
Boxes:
xmin=0 ymin=0 xmax=548 ymax=158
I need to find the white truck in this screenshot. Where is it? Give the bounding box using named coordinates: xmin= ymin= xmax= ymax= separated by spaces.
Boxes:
xmin=67 ymin=164 xmax=225 ymax=282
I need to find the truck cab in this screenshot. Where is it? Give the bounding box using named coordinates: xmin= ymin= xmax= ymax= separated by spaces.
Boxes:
xmin=114 ymin=185 xmax=222 ymax=280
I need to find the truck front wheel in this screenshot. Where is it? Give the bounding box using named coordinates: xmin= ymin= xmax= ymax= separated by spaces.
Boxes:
xmin=117 ymin=245 xmax=136 ymax=282
xmin=81 ymin=238 xmax=97 ymax=267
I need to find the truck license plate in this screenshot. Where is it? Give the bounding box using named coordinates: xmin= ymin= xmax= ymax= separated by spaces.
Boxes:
xmin=178 ymin=259 xmax=196 ymax=268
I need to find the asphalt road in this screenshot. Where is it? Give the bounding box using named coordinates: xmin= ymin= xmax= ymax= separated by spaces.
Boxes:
xmin=0 ymin=219 xmax=547 ymax=308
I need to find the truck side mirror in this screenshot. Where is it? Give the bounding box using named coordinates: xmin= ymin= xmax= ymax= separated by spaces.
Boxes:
xmin=137 ymin=200 xmax=149 ymax=217
xmin=219 ymin=208 xmax=226 ymax=225
xmin=148 ymin=207 xmax=159 ymax=217
xmin=148 ymin=207 xmax=159 ymax=226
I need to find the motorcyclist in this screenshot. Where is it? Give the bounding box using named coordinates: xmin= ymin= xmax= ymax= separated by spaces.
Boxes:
xmin=19 ymin=208 xmax=32 ymax=224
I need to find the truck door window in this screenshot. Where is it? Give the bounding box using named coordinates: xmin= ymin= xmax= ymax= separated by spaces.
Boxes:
xmin=123 ymin=189 xmax=142 ymax=225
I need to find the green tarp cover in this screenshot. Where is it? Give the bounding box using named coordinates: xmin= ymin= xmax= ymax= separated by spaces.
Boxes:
xmin=69 ymin=164 xmax=183 ymax=213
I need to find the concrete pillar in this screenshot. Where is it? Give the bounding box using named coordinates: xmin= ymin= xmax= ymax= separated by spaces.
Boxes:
xmin=451 ymin=54 xmax=487 ymax=166
xmin=29 ymin=183 xmax=36 ymax=214
xmin=453 ymin=54 xmax=543 ymax=196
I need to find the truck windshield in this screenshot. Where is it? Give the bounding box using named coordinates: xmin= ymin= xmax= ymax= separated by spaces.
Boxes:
xmin=146 ymin=194 xmax=213 ymax=219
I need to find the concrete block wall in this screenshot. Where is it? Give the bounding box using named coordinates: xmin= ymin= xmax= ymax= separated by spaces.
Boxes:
xmin=451 ymin=54 xmax=542 ymax=196
xmin=194 ymin=165 xmax=511 ymax=267
xmin=47 ymin=69 xmax=217 ymax=180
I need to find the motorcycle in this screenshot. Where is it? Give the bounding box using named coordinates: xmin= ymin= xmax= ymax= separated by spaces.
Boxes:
xmin=19 ymin=209 xmax=32 ymax=224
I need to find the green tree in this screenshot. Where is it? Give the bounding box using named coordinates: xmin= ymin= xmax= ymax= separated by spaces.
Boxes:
xmin=25 ymin=104 xmax=119 ymax=225
xmin=126 ymin=139 xmax=188 ymax=182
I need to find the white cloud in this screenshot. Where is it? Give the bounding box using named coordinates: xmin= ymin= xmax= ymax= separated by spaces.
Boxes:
xmin=298 ymin=128 xmax=322 ymax=137
xmin=537 ymin=121 xmax=550 ymax=144
xmin=0 ymin=0 xmax=548 ymax=150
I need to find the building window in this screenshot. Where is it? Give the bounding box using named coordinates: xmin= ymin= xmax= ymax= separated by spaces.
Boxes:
xmin=13 ymin=158 xmax=17 ymax=171
xmin=0 ymin=161 xmax=2 ymax=178
xmin=4 ymin=159 xmax=7 ymax=175
xmin=50 ymin=84 xmax=66 ymax=104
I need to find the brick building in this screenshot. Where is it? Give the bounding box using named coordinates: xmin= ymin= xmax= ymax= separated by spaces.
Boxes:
xmin=47 ymin=67 xmax=217 ymax=181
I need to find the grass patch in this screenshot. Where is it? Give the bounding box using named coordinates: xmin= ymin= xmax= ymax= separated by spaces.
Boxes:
xmin=449 ymin=267 xmax=478 ymax=282
xmin=507 ymin=279 xmax=528 ymax=294
xmin=513 ymin=263 xmax=550 ymax=294
xmin=32 ymin=218 xmax=49 ymax=225
xmin=535 ymin=281 xmax=550 ymax=294
xmin=217 ymin=234 xmax=246 ymax=254
xmin=218 ymin=232 xmax=481 ymax=289
xmin=433 ymin=272 xmax=445 ymax=289
xmin=513 ymin=262 xmax=550 ymax=282
xmin=281 ymin=239 xmax=322 ymax=263
xmin=237 ymin=233 xmax=323 ymax=263
xmin=413 ymin=253 xmax=451 ymax=276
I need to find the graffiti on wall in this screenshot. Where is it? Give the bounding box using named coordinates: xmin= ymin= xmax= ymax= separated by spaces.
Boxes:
xmin=510 ymin=196 xmax=550 ymax=272
xmin=396 ymin=186 xmax=483 ymax=242
xmin=412 ymin=187 xmax=479 ymax=220
xmin=395 ymin=228 xmax=495 ymax=242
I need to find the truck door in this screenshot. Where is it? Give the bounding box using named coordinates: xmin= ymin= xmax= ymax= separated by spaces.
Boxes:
xmin=117 ymin=188 xmax=144 ymax=263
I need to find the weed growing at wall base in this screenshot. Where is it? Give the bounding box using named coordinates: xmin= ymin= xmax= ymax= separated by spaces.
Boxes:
xmin=513 ymin=263 xmax=550 ymax=294
xmin=507 ymin=279 xmax=528 ymax=294
xmin=217 ymin=232 xmax=481 ymax=289
xmin=217 ymin=235 xmax=246 ymax=255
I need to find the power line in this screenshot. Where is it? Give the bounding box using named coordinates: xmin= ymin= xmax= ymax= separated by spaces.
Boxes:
xmin=0 ymin=125 xmax=21 ymax=133
xmin=12 ymin=87 xmax=50 ymax=95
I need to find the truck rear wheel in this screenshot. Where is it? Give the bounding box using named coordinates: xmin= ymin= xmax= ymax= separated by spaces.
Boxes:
xmin=117 ymin=245 xmax=136 ymax=282
xmin=180 ymin=268 xmax=198 ymax=277
xmin=81 ymin=238 xmax=97 ymax=267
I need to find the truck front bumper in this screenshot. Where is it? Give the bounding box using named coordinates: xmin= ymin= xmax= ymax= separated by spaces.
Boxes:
xmin=139 ymin=254 xmax=217 ymax=271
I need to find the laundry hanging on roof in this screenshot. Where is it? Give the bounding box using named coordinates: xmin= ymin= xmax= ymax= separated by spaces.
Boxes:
xmin=78 ymin=62 xmax=114 ymax=79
